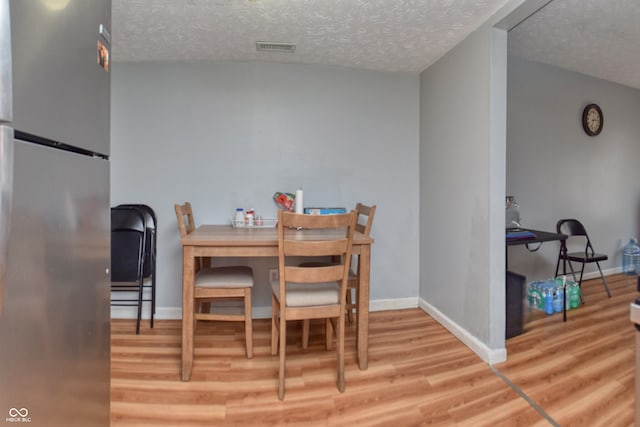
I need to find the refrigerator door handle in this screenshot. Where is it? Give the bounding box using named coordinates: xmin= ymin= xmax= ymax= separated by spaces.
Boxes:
xmin=0 ymin=125 xmax=13 ymax=316
xmin=0 ymin=0 xmax=12 ymax=123
xmin=0 ymin=0 xmax=11 ymax=316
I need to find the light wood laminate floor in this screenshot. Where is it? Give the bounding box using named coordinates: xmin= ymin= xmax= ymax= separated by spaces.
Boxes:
xmin=495 ymin=273 xmax=636 ymax=426
xmin=111 ymin=275 xmax=637 ymax=426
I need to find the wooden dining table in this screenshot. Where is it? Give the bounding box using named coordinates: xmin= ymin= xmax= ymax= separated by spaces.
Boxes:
xmin=180 ymin=224 xmax=374 ymax=381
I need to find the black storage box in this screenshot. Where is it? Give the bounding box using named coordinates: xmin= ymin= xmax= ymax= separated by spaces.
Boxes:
xmin=506 ymin=271 xmax=526 ymax=339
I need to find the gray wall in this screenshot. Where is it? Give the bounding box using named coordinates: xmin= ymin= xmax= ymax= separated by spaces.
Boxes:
xmin=416 ymin=0 xmax=637 ymax=363
xmin=417 ymin=0 xmax=537 ymax=363
xmin=506 ymin=56 xmax=640 ymax=281
xmin=111 ymin=61 xmax=420 ymax=317
xmin=419 ymin=24 xmax=508 ymax=361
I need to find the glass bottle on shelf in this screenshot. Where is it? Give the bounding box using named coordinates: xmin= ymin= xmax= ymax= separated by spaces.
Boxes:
xmin=505 ymin=196 xmax=521 ymax=229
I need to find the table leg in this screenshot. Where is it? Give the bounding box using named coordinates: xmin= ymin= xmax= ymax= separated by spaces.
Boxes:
xmin=181 ymin=246 xmax=195 ymax=381
xmin=357 ymin=245 xmax=370 ymax=370
xmin=563 ymin=283 xmax=567 ymax=322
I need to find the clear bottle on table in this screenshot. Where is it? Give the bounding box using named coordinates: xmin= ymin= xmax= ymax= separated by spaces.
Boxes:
xmin=234 ymin=208 xmax=244 ymax=227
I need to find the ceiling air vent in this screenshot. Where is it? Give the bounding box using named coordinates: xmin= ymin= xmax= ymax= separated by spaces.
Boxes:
xmin=256 ymin=41 xmax=296 ymax=53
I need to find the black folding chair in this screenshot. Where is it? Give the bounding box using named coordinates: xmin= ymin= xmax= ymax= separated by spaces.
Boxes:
xmin=111 ymin=206 xmax=149 ymax=334
xmin=554 ymin=218 xmax=611 ymax=300
xmin=117 ymin=204 xmax=157 ymax=327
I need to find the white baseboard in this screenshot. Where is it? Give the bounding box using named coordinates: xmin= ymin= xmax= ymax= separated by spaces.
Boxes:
xmin=570 ymin=266 xmax=621 ymax=281
xmin=418 ymin=298 xmax=506 ymax=365
xmin=111 ymin=305 xmax=181 ymax=320
xmin=412 ymin=268 xmax=623 ymax=365
xmin=111 ymin=269 xmax=624 ymax=321
xmin=111 ymin=297 xmax=420 ymax=321
xmin=370 ymin=297 xmax=419 ymax=311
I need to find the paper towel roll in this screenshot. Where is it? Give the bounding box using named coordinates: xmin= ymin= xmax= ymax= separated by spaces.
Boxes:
xmin=295 ymin=188 xmax=304 ymax=214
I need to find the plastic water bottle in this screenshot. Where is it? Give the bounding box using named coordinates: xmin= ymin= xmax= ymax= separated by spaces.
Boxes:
xmin=553 ymin=279 xmax=563 ymax=313
xmin=544 ymin=288 xmax=554 ymax=315
xmin=532 ymin=284 xmax=541 ymax=310
xmin=527 ymin=281 xmax=542 ymax=310
xmin=568 ymin=283 xmax=580 ymax=309
xmin=623 ymin=237 xmax=640 ymax=275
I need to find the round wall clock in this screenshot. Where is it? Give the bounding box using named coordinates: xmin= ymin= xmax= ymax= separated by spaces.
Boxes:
xmin=582 ymin=103 xmax=603 ymax=136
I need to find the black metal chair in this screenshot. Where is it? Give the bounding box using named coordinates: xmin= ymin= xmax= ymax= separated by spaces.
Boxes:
xmin=554 ymin=218 xmax=611 ymax=300
xmin=117 ymin=204 xmax=157 ymax=327
xmin=111 ymin=206 xmax=150 ymax=334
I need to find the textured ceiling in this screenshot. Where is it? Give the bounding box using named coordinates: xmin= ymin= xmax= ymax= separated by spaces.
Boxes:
xmin=111 ymin=0 xmax=640 ymax=88
xmin=111 ymin=0 xmax=511 ymax=74
xmin=508 ymin=0 xmax=640 ymax=90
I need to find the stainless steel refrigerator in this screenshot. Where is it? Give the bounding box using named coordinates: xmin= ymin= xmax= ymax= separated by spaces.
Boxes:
xmin=0 ymin=1 xmax=111 ymax=426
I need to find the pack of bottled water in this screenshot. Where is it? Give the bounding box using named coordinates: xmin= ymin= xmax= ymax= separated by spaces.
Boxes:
xmin=527 ymin=276 xmax=581 ymax=315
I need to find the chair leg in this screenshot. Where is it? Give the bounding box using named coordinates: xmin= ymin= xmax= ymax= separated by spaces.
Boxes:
xmin=271 ymin=295 xmax=278 ymax=356
xmin=326 ymin=319 xmax=333 ymax=351
xmin=192 ymin=304 xmax=197 ymax=337
xmin=563 ymin=284 xmax=567 ymax=322
xmin=278 ymin=311 xmax=287 ymax=400
xmin=150 ymin=278 xmax=155 ymax=329
xmin=346 ymin=290 xmax=354 ymax=324
xmin=566 ymin=260 xmax=578 ymax=284
xmin=150 ymin=258 xmax=156 ymax=329
xmin=337 ymin=315 xmax=345 ymax=393
xmin=564 ymin=259 xmax=585 ymax=302
xmin=302 ymin=320 xmax=310 ymax=349
xmin=574 ymin=264 xmax=585 ymax=303
xmin=596 ymin=261 xmax=612 ymax=297
xmin=353 ymin=285 xmax=359 ymax=322
xmin=136 ymin=277 xmax=143 ymax=334
xmin=244 ymin=288 xmax=253 ymax=359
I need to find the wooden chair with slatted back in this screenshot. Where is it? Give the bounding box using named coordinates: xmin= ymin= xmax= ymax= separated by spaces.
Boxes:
xmin=175 ymin=202 xmax=255 ymax=358
xmin=299 ymin=202 xmax=376 ymax=349
xmin=271 ymin=209 xmax=357 ymax=400
xmin=175 ymin=202 xmax=212 ymax=272
xmin=347 ymin=203 xmax=376 ymax=322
